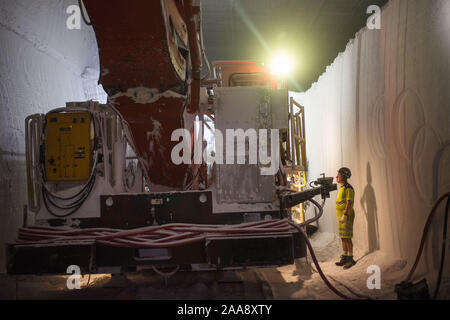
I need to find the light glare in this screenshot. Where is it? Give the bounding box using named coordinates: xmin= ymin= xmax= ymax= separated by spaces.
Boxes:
xmin=270 ymin=54 xmax=294 ymax=76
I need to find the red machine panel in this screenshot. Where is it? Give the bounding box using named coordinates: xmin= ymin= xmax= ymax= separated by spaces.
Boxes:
xmin=83 ymin=0 xmax=199 ymax=189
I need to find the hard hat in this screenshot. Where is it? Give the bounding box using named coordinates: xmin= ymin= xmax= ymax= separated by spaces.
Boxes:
xmin=338 ymin=167 xmax=352 ymax=179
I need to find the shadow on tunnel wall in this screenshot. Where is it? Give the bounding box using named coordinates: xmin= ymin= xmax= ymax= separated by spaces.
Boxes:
xmin=0 ymin=148 xmax=26 ymax=274
xmin=360 ymin=162 xmax=380 ymax=253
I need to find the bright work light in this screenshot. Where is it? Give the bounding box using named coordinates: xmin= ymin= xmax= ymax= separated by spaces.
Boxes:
xmin=270 ymin=53 xmax=294 ymax=76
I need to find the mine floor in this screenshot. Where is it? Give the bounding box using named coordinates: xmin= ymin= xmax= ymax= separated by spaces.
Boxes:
xmin=1 ymin=232 xmax=449 ymax=300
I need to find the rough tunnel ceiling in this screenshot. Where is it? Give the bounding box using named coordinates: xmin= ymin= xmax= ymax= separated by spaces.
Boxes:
xmin=202 ymin=0 xmax=389 ymax=91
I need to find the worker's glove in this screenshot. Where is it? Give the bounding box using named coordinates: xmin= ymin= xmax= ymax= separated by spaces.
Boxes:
xmin=339 ymin=214 xmax=348 ymax=224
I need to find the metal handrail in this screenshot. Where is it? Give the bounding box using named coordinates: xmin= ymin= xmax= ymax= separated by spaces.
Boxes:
xmin=25 ymin=114 xmax=43 ymax=213
xmin=288 ymin=97 xmax=307 ymax=170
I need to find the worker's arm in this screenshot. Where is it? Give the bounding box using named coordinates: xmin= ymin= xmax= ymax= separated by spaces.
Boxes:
xmin=339 ymin=200 xmax=353 ymax=224
xmin=344 ymin=200 xmax=353 ymax=215
xmin=343 ymin=187 xmax=354 ymax=215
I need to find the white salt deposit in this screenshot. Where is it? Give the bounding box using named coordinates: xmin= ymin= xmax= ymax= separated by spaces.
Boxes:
xmin=290 ymin=0 xmax=450 ymax=282
xmin=257 ymin=231 xmax=450 ymax=300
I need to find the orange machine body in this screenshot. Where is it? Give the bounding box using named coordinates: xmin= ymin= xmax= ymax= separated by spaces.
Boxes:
xmin=213 ymin=61 xmax=278 ymax=88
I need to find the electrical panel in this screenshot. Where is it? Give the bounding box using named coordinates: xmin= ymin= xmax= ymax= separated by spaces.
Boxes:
xmin=45 ymin=112 xmax=92 ymax=181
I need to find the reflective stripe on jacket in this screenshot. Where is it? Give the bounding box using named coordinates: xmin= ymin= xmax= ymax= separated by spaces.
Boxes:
xmin=336 ymin=183 xmax=354 ymax=211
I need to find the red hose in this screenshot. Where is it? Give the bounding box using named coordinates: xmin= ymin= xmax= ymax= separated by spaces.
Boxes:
xmin=288 ymin=221 xmax=360 ymax=300
xmin=405 ymin=192 xmax=450 ymax=283
xmin=290 ymin=192 xmax=450 ymax=299
xmin=17 ymin=219 xmax=293 ymax=249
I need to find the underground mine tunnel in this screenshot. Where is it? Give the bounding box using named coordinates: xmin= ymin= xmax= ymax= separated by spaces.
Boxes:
xmin=0 ymin=0 xmax=449 ymax=304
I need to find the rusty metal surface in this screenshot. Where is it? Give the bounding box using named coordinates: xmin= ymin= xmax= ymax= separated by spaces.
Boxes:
xmin=83 ymin=0 xmax=186 ymax=94
xmin=114 ymin=96 xmax=190 ymax=189
xmin=83 ymin=0 xmax=198 ymax=189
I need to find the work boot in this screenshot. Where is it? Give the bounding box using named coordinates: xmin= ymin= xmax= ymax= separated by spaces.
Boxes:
xmin=343 ymin=256 xmax=356 ymax=269
xmin=335 ymin=255 xmax=348 ymax=266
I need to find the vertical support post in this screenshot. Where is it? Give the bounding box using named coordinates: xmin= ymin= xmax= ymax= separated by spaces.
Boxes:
xmin=22 ymin=205 xmax=28 ymax=228
xmin=289 ymin=97 xmax=296 ymax=166
xmin=300 ymin=106 xmax=307 ymax=169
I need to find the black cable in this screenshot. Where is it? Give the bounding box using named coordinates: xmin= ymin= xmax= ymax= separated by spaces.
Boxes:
xmin=289 ymin=221 xmax=357 ymax=300
xmin=43 ymin=163 xmax=97 ymax=207
xmin=288 ymin=196 xmax=370 ymax=300
xmin=42 ymin=172 xmax=96 ymax=218
xmin=45 ymin=191 xmax=87 ymax=210
xmin=86 ymin=273 xmax=91 ymax=287
xmin=42 ymin=169 xmax=96 ymax=201
xmin=78 ymin=0 xmax=92 ymax=26
xmin=298 ymin=198 xmax=324 ymax=227
xmin=309 ymin=180 xmax=319 ymax=188
xmin=39 ymin=109 xmax=100 ymax=218
xmin=44 ymin=181 xmax=92 ymax=210
xmin=42 ymin=188 xmax=78 ymax=218
xmin=433 ymin=195 xmax=450 ymax=299
xmin=327 ymin=274 xmax=372 ymax=300
xmin=307 ymin=253 xmax=369 ymax=301
xmin=287 ymin=198 xmax=368 ymax=300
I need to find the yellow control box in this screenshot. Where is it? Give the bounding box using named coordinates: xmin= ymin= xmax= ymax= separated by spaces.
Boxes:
xmin=45 ymin=112 xmax=92 ymax=181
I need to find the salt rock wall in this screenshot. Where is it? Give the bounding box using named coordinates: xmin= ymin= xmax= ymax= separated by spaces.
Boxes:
xmin=0 ymin=0 xmax=104 ymax=273
xmin=294 ymin=0 xmax=450 ymax=276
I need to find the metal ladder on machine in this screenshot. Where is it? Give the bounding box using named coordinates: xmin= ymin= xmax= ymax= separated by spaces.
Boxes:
xmin=286 ymin=97 xmax=308 ymax=225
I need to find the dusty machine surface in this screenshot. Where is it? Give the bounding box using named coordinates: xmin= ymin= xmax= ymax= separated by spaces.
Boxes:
xmin=6 ymin=0 xmax=336 ymax=275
